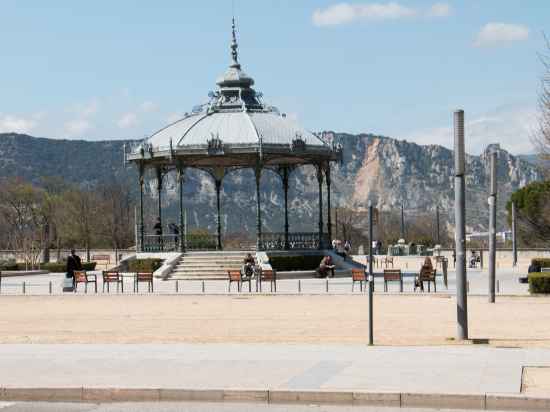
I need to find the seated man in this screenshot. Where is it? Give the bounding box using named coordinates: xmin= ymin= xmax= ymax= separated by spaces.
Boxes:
xmin=242 ymin=253 xmax=256 ymax=278
xmin=316 ymin=256 xmax=335 ymax=278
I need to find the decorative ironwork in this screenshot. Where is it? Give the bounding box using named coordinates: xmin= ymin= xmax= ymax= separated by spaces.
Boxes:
xmin=291 ymin=134 xmax=306 ymax=151
xmin=141 ymin=233 xmax=218 ymax=252
xmin=207 ymin=133 xmax=224 ymax=155
xmin=260 ymin=232 xmax=330 ymax=250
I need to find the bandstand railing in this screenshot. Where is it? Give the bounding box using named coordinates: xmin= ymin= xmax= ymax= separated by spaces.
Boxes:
xmin=139 ymin=232 xmax=329 ymax=252
xmin=260 ymin=232 xmax=330 ymax=250
xmin=140 ymin=233 xmax=218 ymax=252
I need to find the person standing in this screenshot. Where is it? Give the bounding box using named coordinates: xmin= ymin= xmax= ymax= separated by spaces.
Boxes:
xmin=65 ymin=249 xmax=82 ymax=290
xmin=344 ymin=240 xmax=352 ymax=259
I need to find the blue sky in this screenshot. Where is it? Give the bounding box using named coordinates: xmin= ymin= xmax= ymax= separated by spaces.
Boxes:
xmin=0 ymin=1 xmax=548 ymax=154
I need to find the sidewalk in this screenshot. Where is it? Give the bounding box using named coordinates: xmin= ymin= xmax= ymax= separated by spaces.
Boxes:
xmin=1 ymin=344 xmax=550 ymax=409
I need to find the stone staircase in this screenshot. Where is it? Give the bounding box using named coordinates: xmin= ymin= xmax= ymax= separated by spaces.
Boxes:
xmin=169 ymin=251 xmax=251 ymax=280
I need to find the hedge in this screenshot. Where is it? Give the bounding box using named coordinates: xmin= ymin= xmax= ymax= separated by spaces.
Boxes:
xmin=0 ymin=261 xmax=19 ymax=271
xmin=529 ymin=272 xmax=550 ymax=294
xmin=268 ymin=255 xmax=324 ymax=271
xmin=531 ymin=258 xmax=550 ymax=269
xmin=0 ymin=262 xmax=97 ymax=272
xmin=128 ymin=259 xmax=163 ymax=273
xmin=42 ymin=262 xmax=97 ymax=272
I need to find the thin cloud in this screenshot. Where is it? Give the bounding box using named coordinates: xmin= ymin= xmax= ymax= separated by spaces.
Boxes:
xmin=117 ymin=112 xmax=138 ymax=129
xmin=403 ymin=105 xmax=537 ymax=155
xmin=140 ymin=101 xmax=158 ymax=113
xmin=64 ymin=119 xmax=92 ymax=136
xmin=474 ymin=23 xmax=529 ymax=48
xmin=312 ymin=2 xmax=417 ymax=26
xmin=427 ymin=2 xmax=452 ymax=18
xmin=0 ymin=114 xmax=37 ymax=134
xmin=312 ymin=2 xmax=450 ymax=26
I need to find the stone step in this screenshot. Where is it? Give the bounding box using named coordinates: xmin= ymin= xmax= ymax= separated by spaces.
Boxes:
xmin=178 ymin=259 xmax=243 ymax=266
xmin=169 ymin=275 xmax=227 ymax=281
xmin=182 ymin=251 xmax=252 ymax=256
xmin=172 ymin=269 xmax=234 ymax=275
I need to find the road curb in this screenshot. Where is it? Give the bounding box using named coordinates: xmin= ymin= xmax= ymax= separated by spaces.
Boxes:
xmin=1 ymin=387 xmax=550 ymax=409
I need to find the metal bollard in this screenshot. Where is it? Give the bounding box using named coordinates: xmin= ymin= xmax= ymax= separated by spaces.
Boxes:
xmin=326 ymin=278 xmax=329 ymax=293
xmin=298 ymin=279 xmax=301 ymax=293
xmin=175 ymin=280 xmax=179 ymax=293
xmin=49 ymin=281 xmax=52 ymax=295
xmin=22 ymin=281 xmax=26 ymax=294
xmin=202 ymin=280 xmax=205 ymax=293
xmin=497 ymin=280 xmax=500 ymax=294
xmin=467 ymin=281 xmax=470 ymax=294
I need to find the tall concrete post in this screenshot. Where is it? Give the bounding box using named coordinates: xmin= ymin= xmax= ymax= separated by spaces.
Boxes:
xmin=454 ymin=110 xmax=468 ymax=340
xmin=512 ymin=201 xmax=517 ymax=267
xmin=368 ymin=201 xmax=374 ymax=346
xmin=488 ymin=151 xmax=497 ymax=303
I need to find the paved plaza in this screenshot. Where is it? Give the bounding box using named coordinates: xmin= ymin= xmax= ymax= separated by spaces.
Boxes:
xmin=1 ymin=293 xmax=549 ymax=347
xmin=0 ymin=266 xmax=529 ymax=296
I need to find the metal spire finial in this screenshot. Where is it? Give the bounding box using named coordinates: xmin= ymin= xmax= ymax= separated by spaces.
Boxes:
xmin=230 ymin=17 xmax=240 ymax=68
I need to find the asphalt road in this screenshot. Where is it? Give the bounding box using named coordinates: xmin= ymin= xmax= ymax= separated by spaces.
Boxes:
xmin=0 ymin=402 xmax=519 ymax=412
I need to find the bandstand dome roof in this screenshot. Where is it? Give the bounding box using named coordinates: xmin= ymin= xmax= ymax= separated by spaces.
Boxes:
xmin=147 ymin=110 xmax=324 ymax=149
xmin=128 ymin=19 xmax=340 ymax=169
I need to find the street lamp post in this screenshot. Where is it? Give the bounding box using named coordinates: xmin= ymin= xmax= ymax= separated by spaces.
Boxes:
xmin=454 ymin=110 xmax=468 ymax=340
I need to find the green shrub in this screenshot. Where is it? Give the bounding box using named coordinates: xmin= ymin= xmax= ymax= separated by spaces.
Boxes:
xmin=529 ymin=272 xmax=550 ymax=294
xmin=39 ymin=261 xmax=97 ymax=273
xmin=128 ymin=259 xmax=163 ymax=273
xmin=187 ymin=234 xmax=217 ymax=250
xmin=268 ymin=255 xmax=324 ymax=271
xmin=531 ymin=258 xmax=550 ymax=269
xmin=0 ymin=260 xmax=19 ymax=271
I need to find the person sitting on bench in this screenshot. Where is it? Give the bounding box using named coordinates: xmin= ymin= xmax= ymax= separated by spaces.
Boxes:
xmin=242 ymin=253 xmax=255 ymax=278
xmin=316 ymin=255 xmax=335 ymax=278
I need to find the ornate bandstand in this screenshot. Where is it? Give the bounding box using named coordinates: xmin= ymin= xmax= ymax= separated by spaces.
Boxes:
xmin=126 ymin=20 xmax=341 ymax=252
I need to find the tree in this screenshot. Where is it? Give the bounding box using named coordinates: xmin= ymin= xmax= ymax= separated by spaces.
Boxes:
xmin=57 ymin=188 xmax=101 ymax=261
xmin=507 ymin=181 xmax=550 ymax=246
xmin=535 ymin=35 xmax=550 ymax=172
xmin=0 ymin=179 xmax=48 ymax=269
xmin=97 ymin=180 xmax=135 ymax=256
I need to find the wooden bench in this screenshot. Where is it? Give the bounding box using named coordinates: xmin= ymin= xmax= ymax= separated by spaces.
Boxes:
xmin=102 ymin=271 xmax=123 ymax=293
xmin=257 ymin=269 xmax=277 ymax=293
xmin=134 ymin=272 xmax=153 ymax=293
xmin=415 ymin=268 xmax=437 ymax=292
xmin=383 ymin=269 xmax=403 ymax=292
xmin=92 ymin=254 xmax=111 ymax=269
xmin=228 ymin=270 xmax=251 ymax=292
xmin=74 ymin=270 xmax=97 ymax=293
xmin=351 ymin=268 xmax=367 ymax=292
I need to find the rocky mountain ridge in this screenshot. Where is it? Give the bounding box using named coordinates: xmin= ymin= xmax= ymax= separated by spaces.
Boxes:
xmin=0 ymin=132 xmax=542 ymax=236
